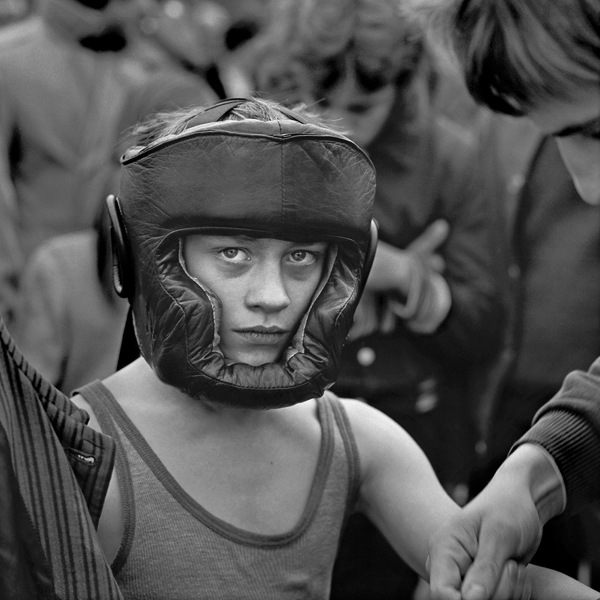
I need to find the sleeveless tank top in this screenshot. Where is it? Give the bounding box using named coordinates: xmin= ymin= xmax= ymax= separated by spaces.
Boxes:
xmin=79 ymin=381 xmax=361 ymax=600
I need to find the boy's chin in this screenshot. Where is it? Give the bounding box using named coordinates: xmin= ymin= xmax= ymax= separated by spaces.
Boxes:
xmin=223 ymin=348 xmax=282 ymax=367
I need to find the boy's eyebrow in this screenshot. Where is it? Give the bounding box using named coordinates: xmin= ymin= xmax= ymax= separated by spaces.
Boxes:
xmin=210 ymin=235 xmax=326 ymax=246
xmin=207 ymin=234 xmax=258 ymax=244
xmin=552 ymin=114 xmax=600 ymax=138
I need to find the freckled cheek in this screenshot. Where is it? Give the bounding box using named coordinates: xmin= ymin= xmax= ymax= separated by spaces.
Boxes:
xmin=211 ymin=281 xmax=245 ymax=329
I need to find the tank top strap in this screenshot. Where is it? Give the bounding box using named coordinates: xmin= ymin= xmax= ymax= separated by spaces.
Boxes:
xmin=75 ymin=380 xmax=136 ymax=574
xmin=319 ymin=391 xmax=361 ymax=516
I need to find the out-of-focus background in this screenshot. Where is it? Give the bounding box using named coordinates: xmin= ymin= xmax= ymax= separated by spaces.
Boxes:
xmin=1 ymin=1 xmax=599 ymax=598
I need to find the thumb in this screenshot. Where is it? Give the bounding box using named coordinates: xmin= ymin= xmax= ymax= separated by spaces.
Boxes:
xmin=461 ymin=527 xmax=514 ymax=600
xmin=408 ymin=219 xmax=450 ymax=254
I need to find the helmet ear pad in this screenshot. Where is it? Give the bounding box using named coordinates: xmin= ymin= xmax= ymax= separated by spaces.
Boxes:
xmin=106 ymin=195 xmax=134 ymax=299
xmin=361 ymin=219 xmax=379 ymax=293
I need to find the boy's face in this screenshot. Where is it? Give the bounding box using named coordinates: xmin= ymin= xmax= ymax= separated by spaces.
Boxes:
xmin=183 ymin=235 xmax=328 ymax=366
xmin=527 ymin=84 xmax=600 ymax=205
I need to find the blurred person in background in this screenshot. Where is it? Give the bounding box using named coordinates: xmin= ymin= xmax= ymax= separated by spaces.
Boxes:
xmin=470 ymin=115 xmax=600 ymax=584
xmin=401 ymin=1 xmax=600 ymax=599
xmin=132 ymin=0 xmax=232 ymax=98
xmin=232 ymin=1 xmax=507 ymax=597
xmin=214 ymin=0 xmax=269 ymax=50
xmin=0 ymin=0 xmax=31 ymax=26
xmin=0 ymin=0 xmax=216 ymax=324
xmin=133 ymin=0 xmax=272 ymax=99
xmin=10 ymin=201 xmax=129 ymax=395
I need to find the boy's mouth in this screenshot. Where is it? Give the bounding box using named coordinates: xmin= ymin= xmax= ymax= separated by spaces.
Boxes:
xmin=234 ymin=327 xmax=289 ymax=343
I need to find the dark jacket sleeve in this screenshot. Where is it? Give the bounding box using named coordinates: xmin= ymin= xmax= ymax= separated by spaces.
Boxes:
xmin=0 ymin=316 xmax=122 ymax=597
xmin=516 ymin=356 xmax=600 ymax=513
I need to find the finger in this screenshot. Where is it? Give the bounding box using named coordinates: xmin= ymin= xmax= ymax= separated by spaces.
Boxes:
xmin=428 ymin=541 xmax=473 ymax=600
xmin=489 ymin=560 xmax=517 ymax=600
xmin=460 ymin=526 xmax=517 ymax=600
xmin=492 ymin=561 xmax=531 ymax=600
xmin=426 ymin=253 xmax=445 ymax=273
xmin=521 ymin=569 xmax=532 ymax=600
xmin=408 ymin=219 xmax=450 ymax=253
xmin=490 ymin=560 xmax=533 ymax=600
xmin=514 ymin=563 xmax=532 ymax=600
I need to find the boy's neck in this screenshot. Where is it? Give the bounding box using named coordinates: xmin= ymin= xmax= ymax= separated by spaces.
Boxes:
xmin=104 ymin=357 xmax=293 ymax=431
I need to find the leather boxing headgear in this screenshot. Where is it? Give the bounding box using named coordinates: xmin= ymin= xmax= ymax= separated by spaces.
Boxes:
xmin=108 ymin=98 xmax=377 ymax=408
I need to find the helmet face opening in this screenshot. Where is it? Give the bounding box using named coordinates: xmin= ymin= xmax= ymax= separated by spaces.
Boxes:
xmin=114 ymin=114 xmax=376 ymax=408
xmin=177 ymin=235 xmax=341 ymax=363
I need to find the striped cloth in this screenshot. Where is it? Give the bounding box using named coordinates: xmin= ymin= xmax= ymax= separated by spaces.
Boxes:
xmin=0 ymin=317 xmax=122 ymax=599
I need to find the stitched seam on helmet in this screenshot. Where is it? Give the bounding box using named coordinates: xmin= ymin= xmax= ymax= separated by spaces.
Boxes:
xmin=178 ymin=240 xmax=222 ymax=354
xmin=286 ymin=245 xmax=338 ymax=361
xmin=332 ymin=261 xmax=360 ymax=333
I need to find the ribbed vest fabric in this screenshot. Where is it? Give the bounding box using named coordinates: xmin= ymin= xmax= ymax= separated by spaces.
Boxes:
xmin=79 ymin=381 xmax=360 ymax=600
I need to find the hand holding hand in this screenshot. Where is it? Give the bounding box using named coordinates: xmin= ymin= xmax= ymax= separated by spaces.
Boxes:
xmin=426 ymin=494 xmax=540 ymax=600
xmin=427 ymin=444 xmax=566 ymax=600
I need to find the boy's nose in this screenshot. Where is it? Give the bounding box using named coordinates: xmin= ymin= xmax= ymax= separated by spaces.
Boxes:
xmin=246 ymin=266 xmax=291 ymax=312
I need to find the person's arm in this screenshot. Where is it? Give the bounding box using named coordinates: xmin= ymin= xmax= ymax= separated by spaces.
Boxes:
xmin=526 ymin=565 xmax=599 ymax=600
xmin=427 ymin=356 xmax=600 ymax=600
xmin=366 ymin=224 xmax=452 ymax=334
xmin=427 ymin=443 xmax=566 ymax=600
xmin=516 ymin=356 xmax=600 ymax=513
xmin=345 ymin=398 xmax=460 ymax=576
xmin=344 ymin=399 xmax=532 ymax=599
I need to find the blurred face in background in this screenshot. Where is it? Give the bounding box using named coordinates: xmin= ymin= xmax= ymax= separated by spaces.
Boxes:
xmin=318 ymin=62 xmax=396 ymax=149
xmin=69 ymin=0 xmax=143 ymax=35
xmin=527 ymin=84 xmax=600 ymax=205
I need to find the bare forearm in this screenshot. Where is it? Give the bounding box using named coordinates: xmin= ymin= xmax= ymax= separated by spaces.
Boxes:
xmin=527 ymin=564 xmax=599 ymax=599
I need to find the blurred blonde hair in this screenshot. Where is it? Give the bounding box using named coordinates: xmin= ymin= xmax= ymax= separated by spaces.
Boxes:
xmin=406 ymin=0 xmax=600 ymax=115
xmin=243 ymin=0 xmax=424 ymax=105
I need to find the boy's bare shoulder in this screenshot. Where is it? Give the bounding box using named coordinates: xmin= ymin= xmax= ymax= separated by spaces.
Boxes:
xmin=334 ymin=396 xmax=420 ymax=459
xmin=334 ymin=397 xmax=402 ymax=439
xmin=70 ymin=358 xmax=154 ymax=433
xmin=335 ymin=396 xmax=391 ymax=424
xmin=71 ymin=393 xmax=103 ymax=433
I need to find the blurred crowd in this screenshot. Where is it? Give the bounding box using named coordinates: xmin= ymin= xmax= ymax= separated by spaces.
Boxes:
xmin=0 ymin=0 xmax=598 ymax=598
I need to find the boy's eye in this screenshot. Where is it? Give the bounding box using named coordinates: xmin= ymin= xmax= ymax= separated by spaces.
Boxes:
xmin=289 ymin=250 xmax=316 ymax=264
xmin=220 ymin=248 xmax=248 ymax=261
